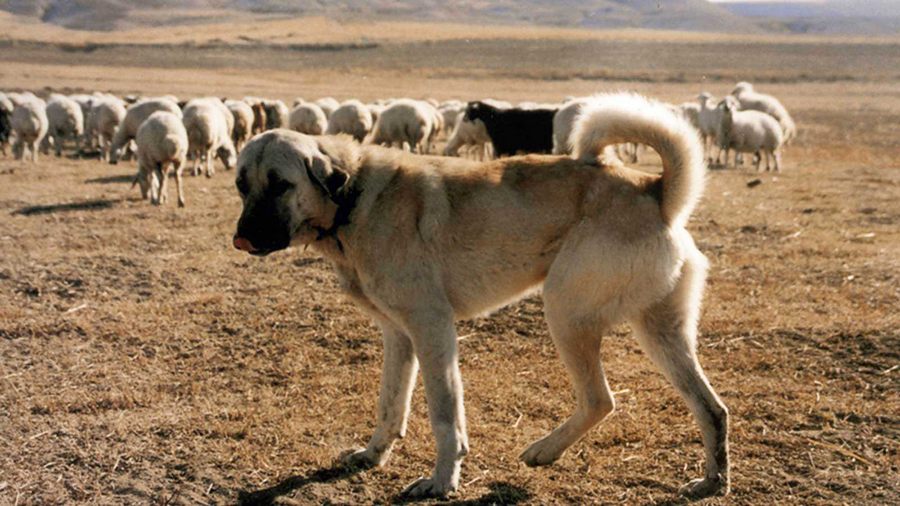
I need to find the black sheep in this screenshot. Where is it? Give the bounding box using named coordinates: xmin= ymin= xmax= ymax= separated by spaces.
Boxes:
xmin=0 ymin=107 xmax=11 ymax=154
xmin=463 ymin=101 xmax=556 ymax=157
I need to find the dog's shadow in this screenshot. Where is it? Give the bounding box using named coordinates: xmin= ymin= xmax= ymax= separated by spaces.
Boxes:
xmin=236 ymin=464 xmax=358 ymax=505
xmin=236 ymin=463 xmax=531 ymax=505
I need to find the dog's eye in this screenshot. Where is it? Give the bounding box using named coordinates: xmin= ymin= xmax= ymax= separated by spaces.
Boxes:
xmin=236 ymin=175 xmax=250 ymax=196
xmin=268 ymin=174 xmax=294 ymax=195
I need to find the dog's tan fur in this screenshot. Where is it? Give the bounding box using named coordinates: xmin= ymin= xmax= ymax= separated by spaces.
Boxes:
xmin=233 ymin=93 xmax=729 ymax=499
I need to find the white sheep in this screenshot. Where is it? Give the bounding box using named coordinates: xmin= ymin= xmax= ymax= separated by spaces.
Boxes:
xmin=552 ymin=98 xmax=588 ymax=155
xmin=44 ymin=94 xmax=84 ymax=157
xmin=86 ymin=97 xmax=127 ymax=162
xmin=109 ymin=97 xmax=181 ymax=164
xmin=694 ymin=92 xmax=725 ymax=163
xmin=263 ymin=99 xmax=289 ymax=130
xmin=243 ymin=97 xmax=268 ymax=134
xmin=314 ymin=97 xmax=340 ymax=119
xmin=367 ymin=103 xmax=385 ymax=125
xmin=225 ymin=99 xmax=254 ymax=152
xmin=679 ymin=102 xmax=701 ymax=131
xmin=717 ymin=96 xmax=784 ymax=171
xmin=732 ymin=82 xmax=796 ymax=143
xmin=438 ymin=103 xmax=463 ymax=138
xmin=206 ymin=97 xmax=235 ymax=136
xmin=182 ymin=99 xmax=237 ymax=177
xmin=135 ymin=111 xmax=189 ymax=207
xmin=11 ymin=96 xmax=49 ymax=162
xmin=289 ymin=102 xmax=328 ymax=135
xmin=443 ymin=116 xmax=492 ymax=160
xmin=368 ymin=99 xmax=434 ymax=153
xmin=326 ymin=100 xmax=372 ymax=142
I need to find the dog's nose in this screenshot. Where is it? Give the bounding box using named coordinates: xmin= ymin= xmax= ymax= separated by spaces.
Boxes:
xmin=233 ymin=236 xmax=257 ymax=252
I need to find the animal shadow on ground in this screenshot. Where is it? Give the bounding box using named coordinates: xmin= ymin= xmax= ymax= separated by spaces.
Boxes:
xmin=13 ymin=198 xmax=121 ymax=216
xmin=237 ymin=463 xmax=532 ymax=506
xmin=393 ymin=481 xmax=532 ymax=505
xmin=84 ymin=174 xmax=135 ymax=184
xmin=236 ymin=464 xmax=361 ymax=506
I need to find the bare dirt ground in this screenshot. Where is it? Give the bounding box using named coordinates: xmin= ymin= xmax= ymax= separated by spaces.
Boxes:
xmin=1 ymin=24 xmax=898 ymax=505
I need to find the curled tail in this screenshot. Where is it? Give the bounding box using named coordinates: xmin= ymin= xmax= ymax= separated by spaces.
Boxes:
xmin=570 ymin=92 xmax=706 ymax=228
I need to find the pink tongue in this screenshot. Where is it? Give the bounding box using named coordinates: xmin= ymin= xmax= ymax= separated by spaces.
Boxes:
xmin=233 ymin=237 xmax=256 ymax=252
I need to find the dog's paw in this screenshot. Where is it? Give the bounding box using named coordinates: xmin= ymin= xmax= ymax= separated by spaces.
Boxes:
xmin=401 ymin=476 xmax=456 ymax=499
xmin=519 ymin=437 xmax=563 ymax=467
xmin=339 ymin=447 xmax=384 ymax=469
xmin=679 ymin=474 xmax=729 ymax=499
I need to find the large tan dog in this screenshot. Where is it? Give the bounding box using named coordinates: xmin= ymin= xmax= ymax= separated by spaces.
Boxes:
xmin=232 ymin=93 xmax=729 ymax=499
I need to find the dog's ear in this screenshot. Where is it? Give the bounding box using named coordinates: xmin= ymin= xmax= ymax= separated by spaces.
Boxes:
xmin=306 ymin=150 xmax=349 ymax=200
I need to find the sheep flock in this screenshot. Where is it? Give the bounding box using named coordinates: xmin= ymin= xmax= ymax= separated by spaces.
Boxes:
xmin=0 ymin=82 xmax=795 ymax=206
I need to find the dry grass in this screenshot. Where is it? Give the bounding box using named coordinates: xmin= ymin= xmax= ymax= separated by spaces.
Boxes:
xmin=1 ymin=25 xmax=898 ymax=505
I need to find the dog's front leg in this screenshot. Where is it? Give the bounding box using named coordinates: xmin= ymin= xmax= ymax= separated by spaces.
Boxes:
xmin=342 ymin=320 xmax=418 ymax=468
xmin=402 ymin=317 xmax=468 ymax=499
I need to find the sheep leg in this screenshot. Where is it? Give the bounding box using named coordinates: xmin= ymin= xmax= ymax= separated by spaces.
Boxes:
xmin=31 ymin=141 xmax=39 ymax=162
xmin=205 ymin=150 xmax=215 ymax=178
xmin=174 ymin=160 xmax=186 ymax=208
xmin=157 ymin=163 xmax=170 ymax=205
xmin=774 ymin=150 xmax=782 ymax=172
xmin=149 ymin=168 xmax=161 ymax=205
xmin=192 ymin=150 xmax=201 ymax=177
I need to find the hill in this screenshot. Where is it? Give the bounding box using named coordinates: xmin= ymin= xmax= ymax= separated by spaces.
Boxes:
xmin=715 ymin=0 xmax=900 ymax=35
xmin=1 ymin=0 xmax=758 ymax=33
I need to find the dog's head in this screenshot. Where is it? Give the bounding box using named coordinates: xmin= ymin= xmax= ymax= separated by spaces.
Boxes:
xmin=232 ymin=130 xmax=355 ymax=256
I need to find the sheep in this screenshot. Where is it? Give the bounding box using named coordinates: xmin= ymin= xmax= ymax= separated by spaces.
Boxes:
xmin=109 ymin=97 xmax=181 ymax=164
xmin=11 ymin=96 xmax=49 ymax=162
xmin=242 ymin=96 xmax=269 ymax=134
xmin=717 ymin=96 xmax=784 ymax=172
xmin=443 ymin=116 xmax=492 ymax=160
xmin=552 ymin=98 xmax=588 ymax=155
xmin=422 ymin=101 xmax=444 ymax=151
xmin=367 ymin=103 xmax=385 ymax=125
xmin=695 ymin=92 xmax=724 ymax=162
xmin=6 ymin=92 xmax=40 ymax=107
xmin=326 ymin=100 xmax=372 ymax=142
xmin=438 ymin=102 xmax=464 ymax=138
xmin=206 ymin=97 xmax=234 ymax=136
xmin=263 ymin=99 xmax=289 ymax=130
xmin=225 ymin=99 xmax=254 ymax=152
xmin=463 ymin=101 xmax=556 ymax=157
xmin=288 ymin=102 xmax=328 ymax=135
xmin=44 ymin=94 xmax=84 ymax=157
xmin=0 ymin=93 xmax=13 ymax=155
xmin=367 ymin=99 xmax=434 ymax=153
xmin=134 ymin=111 xmax=189 ymax=207
xmin=182 ymin=99 xmax=237 ymax=178
xmin=731 ymin=82 xmax=796 ymax=143
xmin=314 ymin=97 xmax=340 ymax=119
xmin=679 ymin=102 xmax=701 ymax=131
xmin=86 ymin=97 xmax=127 ymax=162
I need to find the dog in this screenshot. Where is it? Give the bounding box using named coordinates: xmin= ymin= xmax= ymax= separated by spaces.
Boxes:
xmin=232 ymin=93 xmax=729 ymax=499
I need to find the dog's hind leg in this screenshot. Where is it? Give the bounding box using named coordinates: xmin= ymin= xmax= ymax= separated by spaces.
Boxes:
xmin=342 ymin=320 xmax=418 ymax=469
xmin=519 ymin=314 xmax=614 ymax=467
xmin=520 ymin=249 xmax=618 ymax=467
xmin=629 ymin=253 xmax=729 ymax=499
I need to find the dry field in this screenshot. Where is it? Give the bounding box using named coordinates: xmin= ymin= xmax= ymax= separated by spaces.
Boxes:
xmin=1 ymin=21 xmax=898 ymax=505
